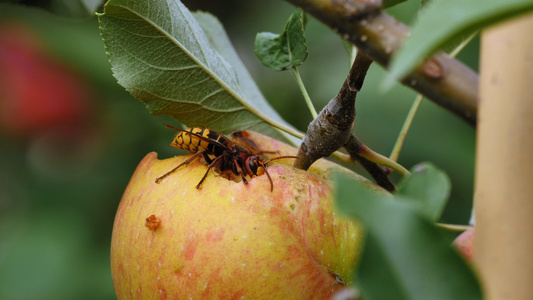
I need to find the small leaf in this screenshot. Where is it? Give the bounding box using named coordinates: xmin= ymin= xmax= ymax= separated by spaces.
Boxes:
xmin=335 ymin=173 xmax=482 ymax=300
xmin=396 ymin=162 xmax=451 ymax=221
xmin=98 ymin=0 xmax=301 ymax=139
xmin=254 ymin=8 xmax=308 ymax=71
xmin=386 ymin=0 xmax=533 ymax=85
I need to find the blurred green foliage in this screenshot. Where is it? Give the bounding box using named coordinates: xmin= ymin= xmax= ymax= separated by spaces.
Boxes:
xmin=0 ymin=1 xmax=476 ymax=298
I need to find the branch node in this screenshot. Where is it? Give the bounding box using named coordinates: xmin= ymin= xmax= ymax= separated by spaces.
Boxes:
xmin=422 ymin=57 xmax=445 ymax=80
xmin=294 ymin=51 xmax=373 ymax=171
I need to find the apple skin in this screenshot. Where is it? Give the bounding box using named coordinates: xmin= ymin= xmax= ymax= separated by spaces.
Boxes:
xmin=453 ymin=227 xmax=474 ymax=262
xmin=111 ymin=131 xmax=367 ymax=299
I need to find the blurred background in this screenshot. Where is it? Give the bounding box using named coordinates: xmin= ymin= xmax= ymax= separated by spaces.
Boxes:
xmin=0 ymin=0 xmax=477 ymax=299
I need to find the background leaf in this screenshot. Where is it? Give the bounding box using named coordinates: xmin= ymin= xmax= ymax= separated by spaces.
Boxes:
xmin=254 ymin=8 xmax=308 ymax=71
xmin=387 ymin=0 xmax=533 ymax=83
xmin=335 ymin=172 xmax=482 ymax=300
xmin=1 ymin=0 xmax=104 ymax=17
xmin=60 ymin=0 xmax=103 ymax=17
xmin=383 ymin=0 xmax=408 ymax=9
xmin=98 ymin=0 xmax=301 ymax=139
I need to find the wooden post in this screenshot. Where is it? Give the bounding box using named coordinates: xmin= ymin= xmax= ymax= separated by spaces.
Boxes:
xmin=475 ymin=12 xmax=533 ymax=299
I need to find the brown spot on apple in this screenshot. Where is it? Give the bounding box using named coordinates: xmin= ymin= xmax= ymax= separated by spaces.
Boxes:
xmin=145 ymin=214 xmax=161 ymax=231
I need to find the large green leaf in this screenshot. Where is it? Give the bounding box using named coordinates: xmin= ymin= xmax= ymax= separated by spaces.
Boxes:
xmin=387 ymin=0 xmax=533 ymax=84
xmin=193 ymin=12 xmax=276 ymax=121
xmin=335 ymin=172 xmax=482 ymax=300
xmin=98 ymin=0 xmax=301 ymax=139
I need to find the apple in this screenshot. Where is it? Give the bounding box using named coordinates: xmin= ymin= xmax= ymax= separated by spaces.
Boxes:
xmin=453 ymin=227 xmax=474 ymax=262
xmin=111 ymin=131 xmax=370 ymax=299
xmin=0 ymin=22 xmax=91 ymax=138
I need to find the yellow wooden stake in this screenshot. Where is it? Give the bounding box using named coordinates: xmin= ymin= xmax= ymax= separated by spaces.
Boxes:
xmin=475 ymin=12 xmax=533 ymax=299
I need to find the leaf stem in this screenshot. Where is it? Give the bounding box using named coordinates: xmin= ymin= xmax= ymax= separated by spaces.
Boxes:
xmin=267 ymin=118 xmax=304 ymax=140
xmin=449 ymin=31 xmax=478 ymax=58
xmin=389 ymin=31 xmax=477 ymax=162
xmin=362 ymin=147 xmax=410 ymax=176
xmin=436 ymin=223 xmax=472 ymax=232
xmin=291 ymin=66 xmax=317 ymax=119
xmin=346 ymin=135 xmax=410 ymax=176
xmin=389 ymin=94 xmax=423 ymax=162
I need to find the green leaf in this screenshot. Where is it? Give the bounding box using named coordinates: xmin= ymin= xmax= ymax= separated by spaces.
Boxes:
xmin=396 ymin=162 xmax=451 ymax=221
xmin=335 ymin=173 xmax=482 ymax=300
xmin=191 ymin=12 xmax=267 ymax=115
xmin=386 ymin=0 xmax=533 ymax=85
xmin=98 ymin=0 xmax=301 ymax=139
xmin=191 ymin=12 xmax=299 ymax=138
xmin=254 ymin=8 xmax=308 ymax=71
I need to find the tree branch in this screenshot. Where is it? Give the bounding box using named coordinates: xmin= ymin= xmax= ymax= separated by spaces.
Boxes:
xmin=284 ymin=0 xmax=478 ymax=126
xmin=294 ymin=51 xmax=401 ymax=190
xmin=294 ymin=51 xmax=372 ymax=170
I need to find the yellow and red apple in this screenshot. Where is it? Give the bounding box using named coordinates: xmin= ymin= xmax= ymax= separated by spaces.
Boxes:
xmin=111 ymin=131 xmax=368 ymax=299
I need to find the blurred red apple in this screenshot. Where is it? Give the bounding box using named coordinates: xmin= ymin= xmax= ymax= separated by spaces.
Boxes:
xmin=0 ymin=22 xmax=101 ymax=179
xmin=0 ymin=22 xmax=90 ymax=138
xmin=111 ymin=131 xmax=369 ymax=299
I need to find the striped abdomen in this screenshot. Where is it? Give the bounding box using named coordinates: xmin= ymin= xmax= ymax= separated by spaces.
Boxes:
xmin=171 ymin=128 xmax=229 ymax=157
